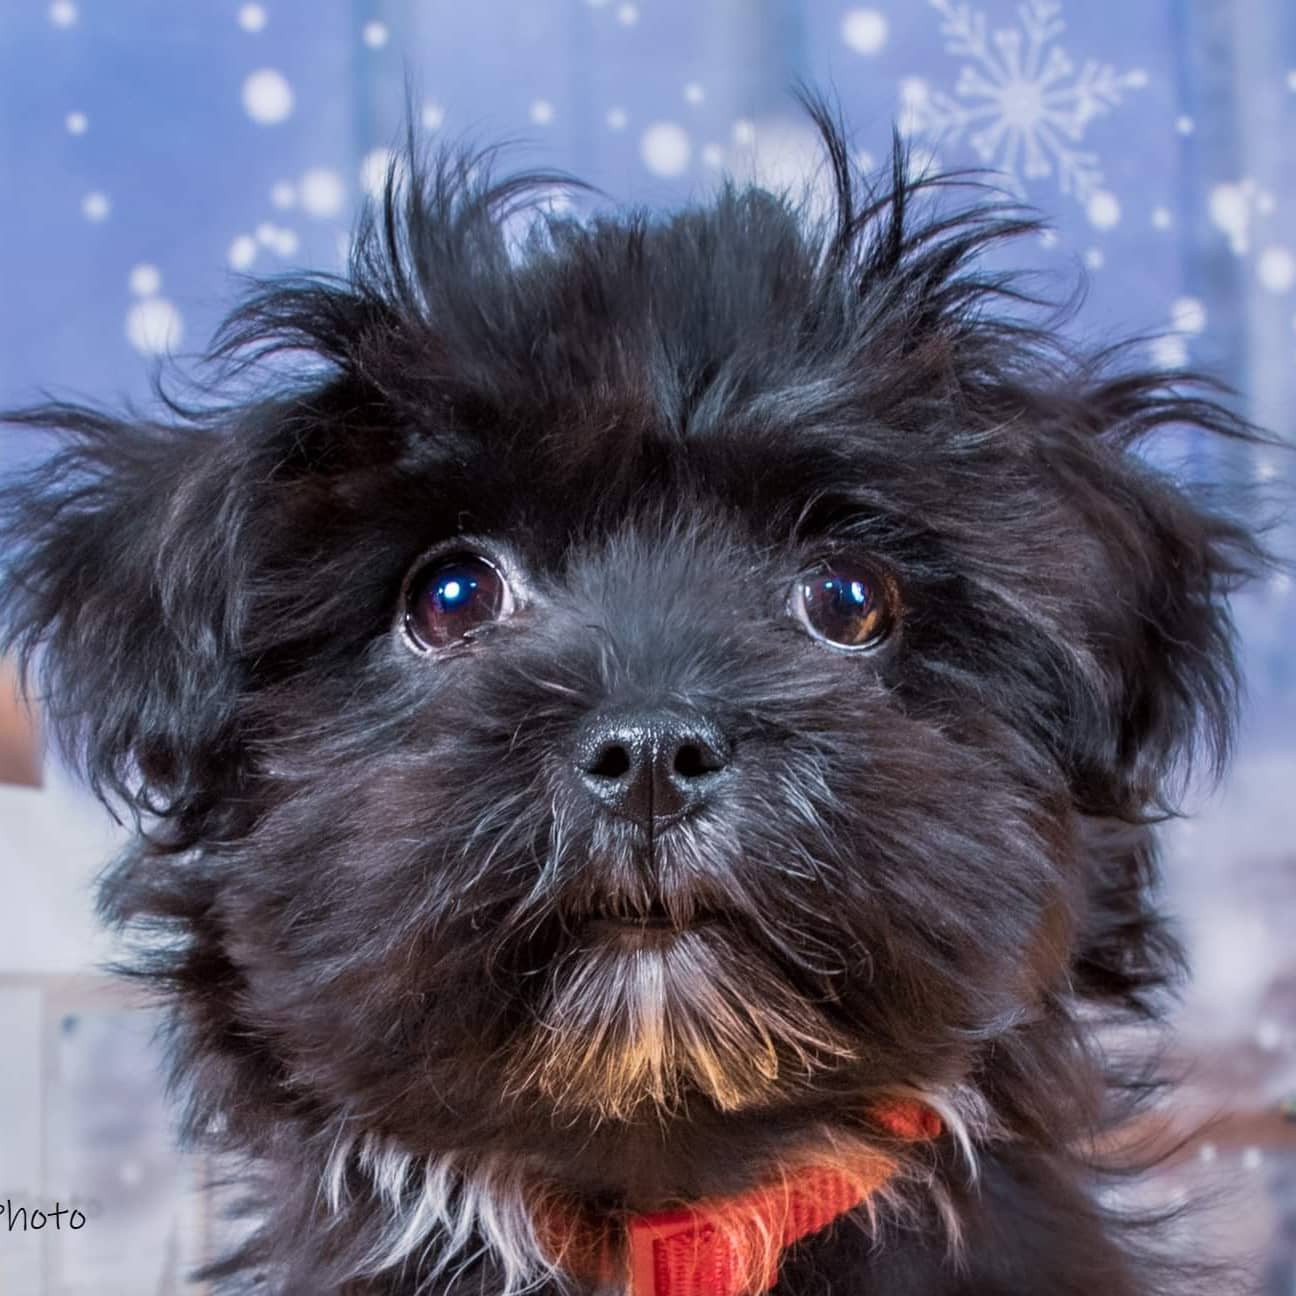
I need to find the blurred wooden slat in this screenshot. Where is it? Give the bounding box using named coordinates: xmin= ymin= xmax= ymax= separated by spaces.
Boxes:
xmin=0 ymin=975 xmax=217 ymax=1295
xmin=0 ymin=657 xmax=42 ymax=787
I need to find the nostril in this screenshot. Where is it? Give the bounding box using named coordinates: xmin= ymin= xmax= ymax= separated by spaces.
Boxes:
xmin=673 ymin=741 xmax=724 ymax=780
xmin=575 ymin=711 xmax=732 ymax=825
xmin=587 ymin=742 xmax=632 ymax=780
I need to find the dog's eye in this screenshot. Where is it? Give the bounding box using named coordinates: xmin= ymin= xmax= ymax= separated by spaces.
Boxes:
xmin=403 ymin=553 xmax=514 ymax=651
xmin=790 ymin=562 xmax=897 ymax=651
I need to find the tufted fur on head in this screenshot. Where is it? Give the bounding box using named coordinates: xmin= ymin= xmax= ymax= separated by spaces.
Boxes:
xmin=0 ymin=98 xmax=1271 ymax=1294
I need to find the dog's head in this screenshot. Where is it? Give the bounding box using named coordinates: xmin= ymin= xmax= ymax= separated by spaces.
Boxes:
xmin=1 ymin=115 xmax=1263 ymax=1209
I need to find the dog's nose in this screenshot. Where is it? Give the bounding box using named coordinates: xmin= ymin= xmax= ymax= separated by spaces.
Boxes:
xmin=575 ymin=708 xmax=730 ymax=829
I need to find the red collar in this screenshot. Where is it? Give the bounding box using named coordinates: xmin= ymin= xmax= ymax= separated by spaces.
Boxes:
xmin=542 ymin=1100 xmax=941 ymax=1296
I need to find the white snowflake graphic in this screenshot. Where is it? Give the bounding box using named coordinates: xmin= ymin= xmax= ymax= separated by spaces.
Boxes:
xmin=901 ymin=0 xmax=1146 ymax=204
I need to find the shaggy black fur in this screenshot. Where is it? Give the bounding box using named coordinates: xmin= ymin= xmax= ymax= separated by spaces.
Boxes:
xmin=0 ymin=102 xmax=1270 ymax=1294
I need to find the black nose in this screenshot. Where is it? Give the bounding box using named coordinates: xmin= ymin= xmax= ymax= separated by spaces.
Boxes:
xmin=575 ymin=707 xmax=731 ymax=830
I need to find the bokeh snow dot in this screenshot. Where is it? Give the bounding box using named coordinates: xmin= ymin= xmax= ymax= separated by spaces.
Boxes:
xmin=1191 ymin=908 xmax=1276 ymax=1012
xmin=530 ymin=99 xmax=555 ymax=125
xmin=617 ymin=4 xmax=639 ymax=24
xmin=684 ymin=82 xmax=705 ymax=105
xmin=300 ymin=168 xmax=345 ymax=218
xmin=1151 ymin=206 xmax=1172 ymax=230
xmin=729 ymin=121 xmax=827 ymax=204
xmin=841 ymin=9 xmax=888 ymax=55
xmin=1170 ymin=296 xmax=1206 ymax=334
xmin=1209 ymin=183 xmax=1250 ymax=255
xmin=606 ymin=107 xmax=628 ymax=130
xmin=49 ymin=1 xmax=77 ymax=27
xmin=1086 ymin=190 xmax=1121 ymax=229
xmin=242 ymin=69 xmax=294 ymax=125
xmin=126 ymin=299 xmax=183 ymax=356
xmin=421 ymin=101 xmax=445 ymax=131
xmin=81 ymin=192 xmax=110 ymax=221
xmin=66 ymin=111 xmax=88 ymax=135
xmin=128 ymin=263 xmax=161 ymax=297
xmin=228 ymin=235 xmax=257 ymax=270
xmin=1175 ymin=115 xmax=1194 ymax=135
xmin=360 ymin=148 xmax=400 ymax=199
xmin=1257 ymin=1020 xmax=1283 ymax=1051
xmin=238 ymin=4 xmax=267 ymax=32
xmin=1151 ymin=335 xmax=1187 ymax=369
xmin=270 ymin=181 xmax=295 ymax=209
xmin=363 ymin=21 xmax=388 ymax=48
xmin=641 ymin=122 xmax=691 ymax=177
xmin=1258 ymin=245 xmax=1295 ymax=293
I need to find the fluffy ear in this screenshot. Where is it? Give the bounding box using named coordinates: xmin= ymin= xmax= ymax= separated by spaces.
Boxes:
xmin=1034 ymin=373 xmax=1269 ymax=821
xmin=0 ymin=404 xmax=252 ymax=832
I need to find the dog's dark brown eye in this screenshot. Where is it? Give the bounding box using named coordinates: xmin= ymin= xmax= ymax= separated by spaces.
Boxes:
xmin=790 ymin=562 xmax=897 ymax=651
xmin=403 ymin=553 xmax=513 ymax=651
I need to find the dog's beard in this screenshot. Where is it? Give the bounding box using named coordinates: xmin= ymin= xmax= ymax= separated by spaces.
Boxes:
xmin=503 ymin=922 xmax=857 ymax=1123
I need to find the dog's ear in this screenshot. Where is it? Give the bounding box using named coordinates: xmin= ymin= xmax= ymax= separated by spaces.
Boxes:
xmin=0 ymin=404 xmax=257 ymax=832
xmin=1032 ymin=375 xmax=1268 ymax=821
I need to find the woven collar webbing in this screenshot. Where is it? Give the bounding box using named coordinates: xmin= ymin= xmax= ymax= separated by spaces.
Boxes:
xmin=543 ymin=1100 xmax=941 ymax=1296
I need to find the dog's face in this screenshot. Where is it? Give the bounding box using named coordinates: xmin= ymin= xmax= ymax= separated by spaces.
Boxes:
xmin=2 ymin=124 xmax=1258 ymax=1209
xmin=226 ymin=406 xmax=1071 ymax=1161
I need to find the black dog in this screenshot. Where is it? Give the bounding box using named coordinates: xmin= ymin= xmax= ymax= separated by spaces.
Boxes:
xmin=1 ymin=106 xmax=1266 ymax=1294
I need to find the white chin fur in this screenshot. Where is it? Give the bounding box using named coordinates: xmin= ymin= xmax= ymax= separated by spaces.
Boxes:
xmin=502 ymin=926 xmax=857 ymax=1124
